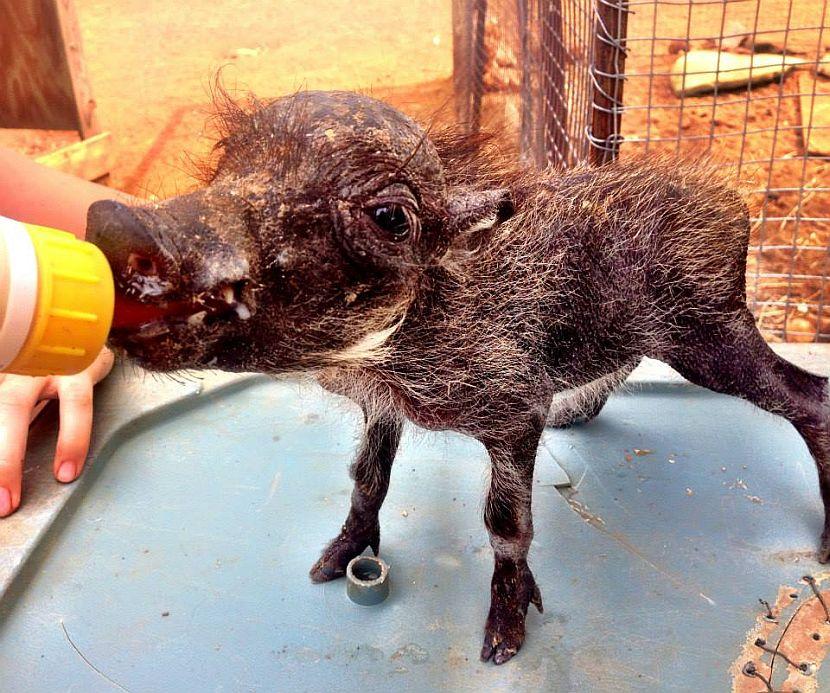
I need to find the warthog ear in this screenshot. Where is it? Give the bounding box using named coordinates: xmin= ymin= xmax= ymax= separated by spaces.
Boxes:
xmin=446 ymin=188 xmax=514 ymax=236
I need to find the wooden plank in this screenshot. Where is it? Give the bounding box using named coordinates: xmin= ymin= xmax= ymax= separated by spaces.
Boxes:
xmin=0 ymin=0 xmax=99 ymax=138
xmin=35 ymin=131 xmax=112 ymax=181
xmin=0 ymin=0 xmax=79 ymax=131
xmin=799 ymin=72 xmax=830 ymax=156
xmin=53 ymin=0 xmax=99 ymax=138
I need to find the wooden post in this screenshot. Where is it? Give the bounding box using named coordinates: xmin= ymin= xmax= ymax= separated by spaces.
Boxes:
xmin=452 ymin=0 xmax=473 ymax=127
xmin=470 ymin=0 xmax=488 ymax=133
xmin=451 ymin=0 xmax=488 ymax=133
xmin=516 ymin=0 xmax=535 ymax=165
xmin=588 ymin=0 xmax=629 ymax=166
xmin=539 ymin=0 xmax=570 ymax=167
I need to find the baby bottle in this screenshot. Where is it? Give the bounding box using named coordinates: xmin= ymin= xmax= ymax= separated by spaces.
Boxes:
xmin=0 ymin=215 xmax=114 ymax=377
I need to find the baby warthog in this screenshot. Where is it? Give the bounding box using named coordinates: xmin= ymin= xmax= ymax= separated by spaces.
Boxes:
xmin=87 ymin=91 xmax=830 ymax=664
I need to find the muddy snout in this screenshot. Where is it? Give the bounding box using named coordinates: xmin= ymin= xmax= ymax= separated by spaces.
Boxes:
xmin=86 ymin=198 xmax=255 ymax=333
xmin=87 ymin=199 xmax=188 ymax=294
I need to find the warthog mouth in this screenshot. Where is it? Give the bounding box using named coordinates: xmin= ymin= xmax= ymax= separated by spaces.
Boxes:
xmin=111 ymin=280 xmax=252 ymax=342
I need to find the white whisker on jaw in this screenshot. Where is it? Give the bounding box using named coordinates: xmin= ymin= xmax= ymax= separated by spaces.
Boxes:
xmin=322 ymin=314 xmax=406 ymax=366
xmin=467 ymin=213 xmax=498 ymax=235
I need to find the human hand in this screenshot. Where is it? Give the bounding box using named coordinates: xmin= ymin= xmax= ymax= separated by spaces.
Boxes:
xmin=0 ymin=347 xmax=115 ymax=517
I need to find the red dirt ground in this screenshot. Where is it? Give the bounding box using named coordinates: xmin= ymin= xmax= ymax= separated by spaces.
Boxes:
xmin=1 ymin=0 xmax=456 ymax=196
xmin=620 ymin=0 xmax=830 ymax=341
xmin=478 ymin=0 xmax=830 ymax=341
xmin=2 ymin=0 xmax=828 ymax=340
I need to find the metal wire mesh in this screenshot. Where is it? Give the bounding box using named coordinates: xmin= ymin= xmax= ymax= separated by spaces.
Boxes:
xmin=453 ymin=0 xmax=830 ymax=342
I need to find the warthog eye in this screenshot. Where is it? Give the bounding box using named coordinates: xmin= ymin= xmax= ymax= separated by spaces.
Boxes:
xmin=368 ymin=204 xmax=412 ymax=241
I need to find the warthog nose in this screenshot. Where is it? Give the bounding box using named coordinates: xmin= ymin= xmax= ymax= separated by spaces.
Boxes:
xmin=86 ymin=200 xmax=173 ymax=285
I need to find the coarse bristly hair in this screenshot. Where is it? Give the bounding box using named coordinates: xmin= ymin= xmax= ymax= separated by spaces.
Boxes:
xmin=321 ymin=142 xmax=750 ymax=447
xmin=308 ymin=112 xmax=830 ymax=664
xmin=187 ymin=88 xmax=751 ymax=440
xmin=93 ymin=88 xmax=830 ymax=665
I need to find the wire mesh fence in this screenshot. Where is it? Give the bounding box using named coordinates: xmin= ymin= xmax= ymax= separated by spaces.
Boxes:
xmin=453 ymin=0 xmax=830 ymax=342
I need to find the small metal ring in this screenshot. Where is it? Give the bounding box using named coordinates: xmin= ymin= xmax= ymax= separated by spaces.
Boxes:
xmin=346 ymin=555 xmax=390 ymax=606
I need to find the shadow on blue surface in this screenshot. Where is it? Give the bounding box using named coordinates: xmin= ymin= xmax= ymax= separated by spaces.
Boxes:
xmin=0 ymin=376 xmax=826 ymax=691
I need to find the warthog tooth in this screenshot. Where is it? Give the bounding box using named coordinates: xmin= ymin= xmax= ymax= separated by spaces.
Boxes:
xmin=187 ymin=311 xmax=208 ymax=326
xmin=138 ymin=322 xmax=170 ymax=338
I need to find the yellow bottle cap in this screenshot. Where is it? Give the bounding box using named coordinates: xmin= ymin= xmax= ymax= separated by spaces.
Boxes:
xmin=0 ymin=217 xmax=114 ymax=377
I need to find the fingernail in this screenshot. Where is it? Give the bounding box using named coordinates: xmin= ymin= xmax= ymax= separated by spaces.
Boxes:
xmin=0 ymin=488 xmax=11 ymax=516
xmin=57 ymin=461 xmax=76 ymax=483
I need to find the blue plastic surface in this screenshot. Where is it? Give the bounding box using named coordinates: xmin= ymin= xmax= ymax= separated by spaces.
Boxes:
xmin=0 ymin=373 xmax=828 ymax=691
